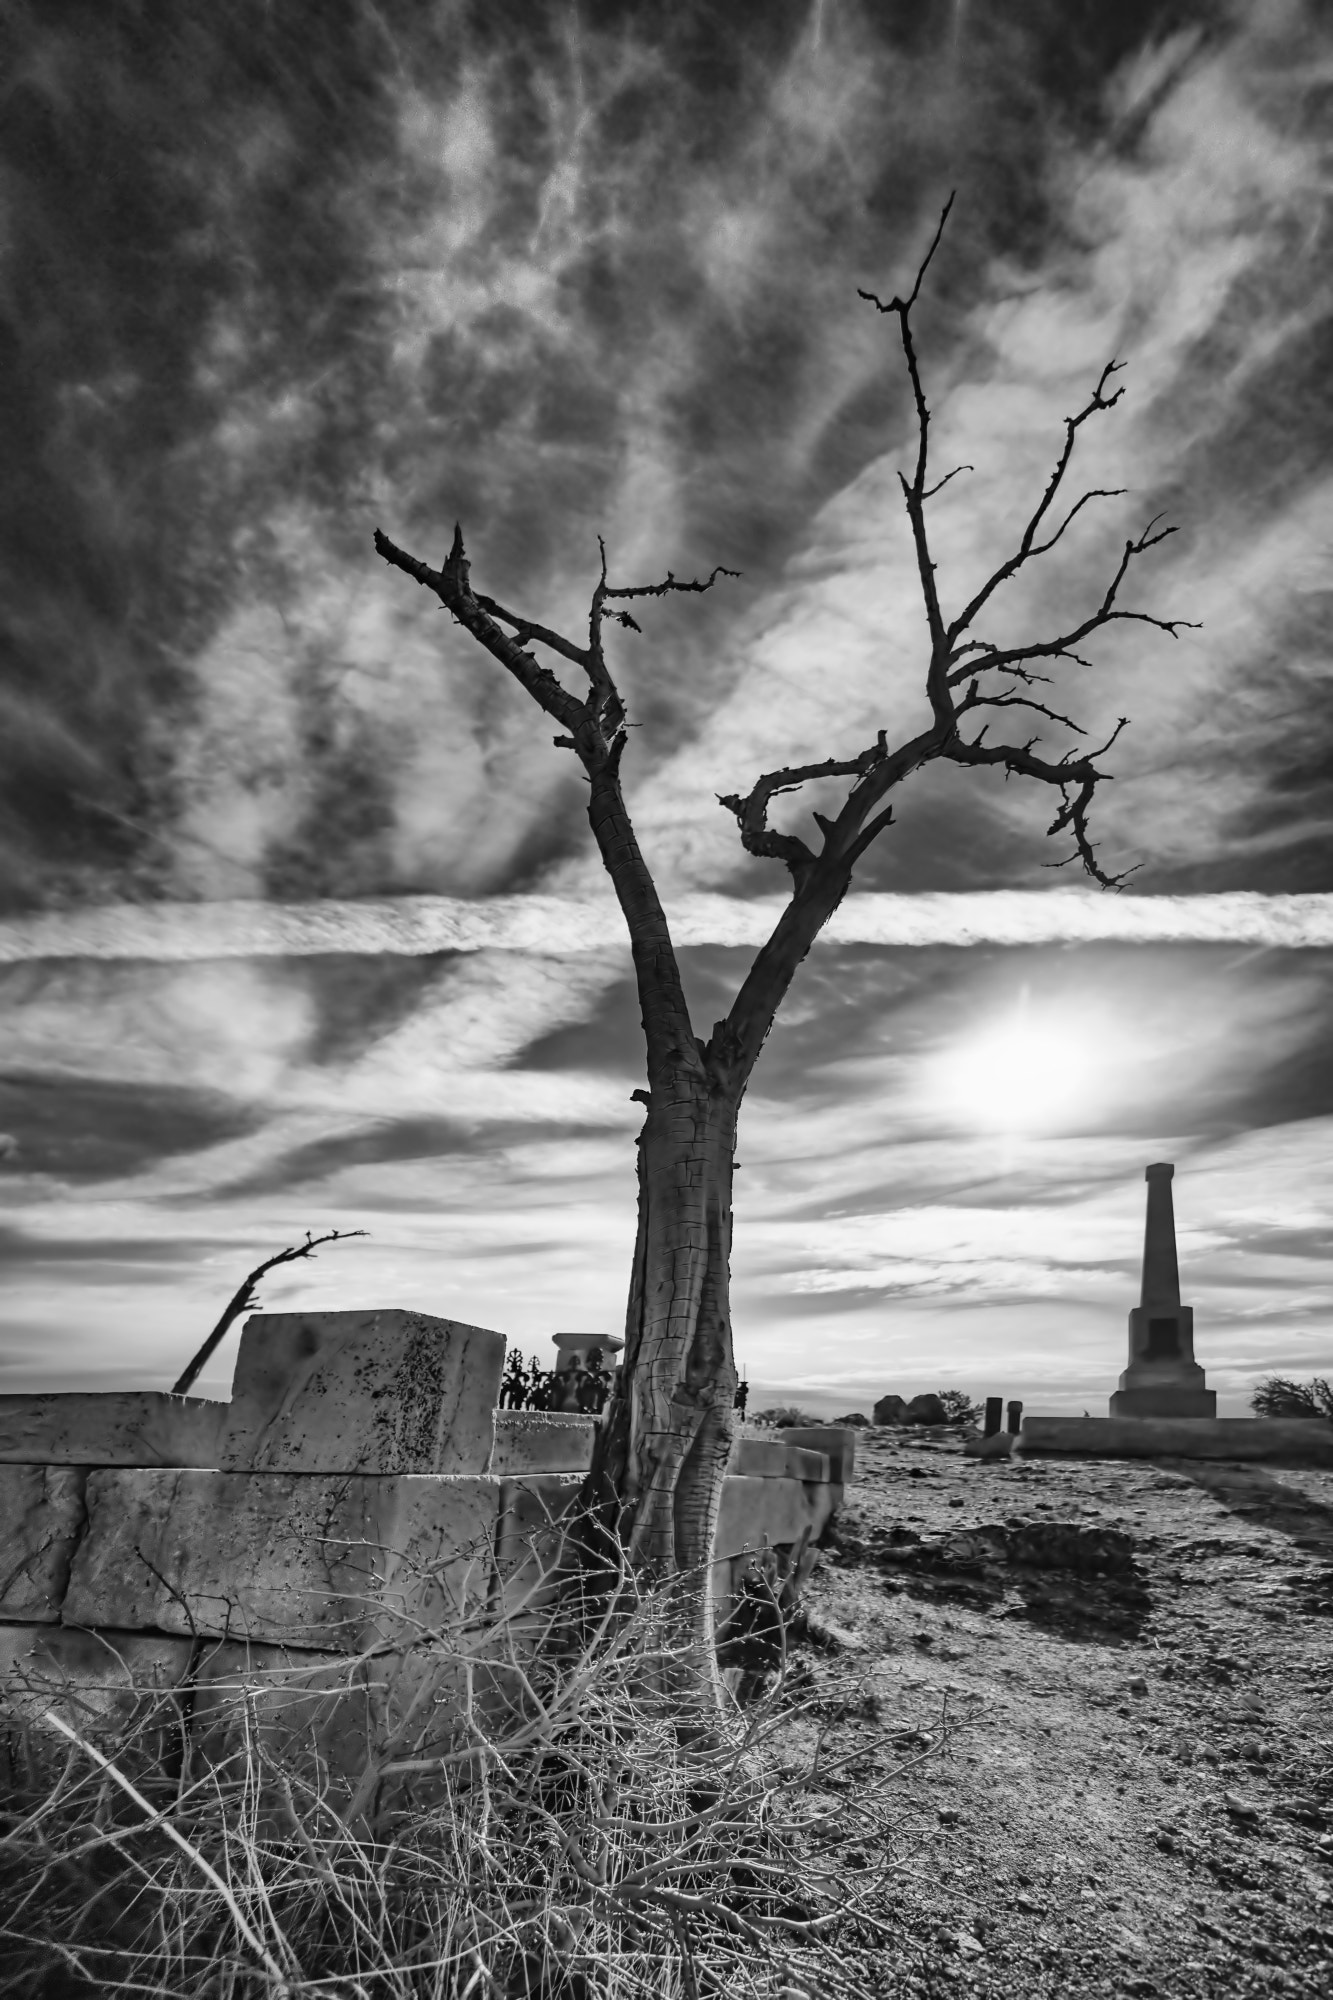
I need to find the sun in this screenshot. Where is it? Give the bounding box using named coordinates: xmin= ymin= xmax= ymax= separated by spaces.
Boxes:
xmin=919 ymin=994 xmax=1123 ymax=1135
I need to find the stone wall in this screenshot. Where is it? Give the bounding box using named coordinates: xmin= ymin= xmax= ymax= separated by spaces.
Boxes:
xmin=0 ymin=1311 xmax=852 ymax=1820
xmin=1016 ymin=1415 xmax=1333 ymax=1463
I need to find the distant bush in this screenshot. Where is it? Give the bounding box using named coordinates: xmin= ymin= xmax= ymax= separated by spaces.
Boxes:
xmin=751 ymin=1405 xmax=821 ymax=1429
xmin=935 ymin=1390 xmax=984 ymax=1427
xmin=1251 ymin=1375 xmax=1333 ymax=1420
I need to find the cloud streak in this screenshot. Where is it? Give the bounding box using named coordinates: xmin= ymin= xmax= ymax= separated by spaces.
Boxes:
xmin=3 ymin=889 xmax=1332 ymax=962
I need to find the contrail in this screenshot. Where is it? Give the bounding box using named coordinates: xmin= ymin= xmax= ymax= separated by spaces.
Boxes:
xmin=1 ymin=891 xmax=1331 ymax=963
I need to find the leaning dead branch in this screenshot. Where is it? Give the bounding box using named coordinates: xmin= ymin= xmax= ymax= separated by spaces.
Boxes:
xmin=171 ymin=1228 xmax=368 ymax=1396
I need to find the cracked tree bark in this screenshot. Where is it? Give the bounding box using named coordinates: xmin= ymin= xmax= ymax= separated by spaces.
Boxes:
xmin=372 ymin=197 xmax=1194 ymax=1733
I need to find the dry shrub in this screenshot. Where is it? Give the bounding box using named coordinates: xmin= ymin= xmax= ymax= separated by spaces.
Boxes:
xmin=1251 ymin=1375 xmax=1333 ymax=1420
xmin=0 ymin=1504 xmax=918 ymax=1998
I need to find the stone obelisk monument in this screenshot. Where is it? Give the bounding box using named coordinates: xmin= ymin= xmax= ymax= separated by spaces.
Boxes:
xmin=1109 ymin=1163 xmax=1216 ymax=1418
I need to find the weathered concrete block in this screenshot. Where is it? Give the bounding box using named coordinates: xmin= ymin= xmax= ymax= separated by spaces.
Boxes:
xmin=0 ymin=1466 xmax=87 ymax=1621
xmin=730 ymin=1437 xmax=830 ymax=1481
xmin=190 ymin=1631 xmax=546 ymax=1832
xmin=715 ymin=1475 xmax=819 ymax=1561
xmin=0 ymin=1623 xmax=196 ymax=1786
xmin=220 ymin=1309 xmax=505 ymax=1474
xmin=0 ymin=1621 xmax=195 ymax=1713
xmin=779 ymin=1425 xmax=856 ymax=1487
xmin=490 ymin=1474 xmax=587 ymax=1631
xmin=964 ymin=1431 xmax=1015 ymax=1459
xmin=189 ymin=1639 xmax=389 ymax=1830
xmin=63 ymin=1469 xmax=501 ymax=1649
xmin=0 ymin=1392 xmax=226 ymax=1467
xmin=1018 ymin=1416 xmax=1333 ymax=1465
xmin=490 ymin=1411 xmax=596 ymax=1475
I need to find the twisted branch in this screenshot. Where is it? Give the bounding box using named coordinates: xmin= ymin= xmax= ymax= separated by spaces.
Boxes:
xmin=718 ymin=734 xmax=891 ymax=885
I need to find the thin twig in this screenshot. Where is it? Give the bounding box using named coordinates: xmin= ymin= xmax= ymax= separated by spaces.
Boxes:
xmin=33 ymin=1708 xmax=297 ymax=1992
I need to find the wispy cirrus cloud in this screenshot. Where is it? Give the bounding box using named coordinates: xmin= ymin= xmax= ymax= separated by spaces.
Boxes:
xmin=3 ymin=889 xmax=1333 ymax=963
xmin=4 ymin=3 xmax=1333 ymax=1415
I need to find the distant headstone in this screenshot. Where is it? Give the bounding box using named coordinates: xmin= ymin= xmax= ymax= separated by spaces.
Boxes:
xmin=1006 ymin=1399 xmax=1024 ymax=1435
xmin=904 ymin=1393 xmax=947 ymax=1426
xmin=873 ymin=1394 xmax=908 ymax=1426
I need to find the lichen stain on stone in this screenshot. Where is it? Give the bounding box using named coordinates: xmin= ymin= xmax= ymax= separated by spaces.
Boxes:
xmin=378 ymin=1317 xmax=459 ymax=1471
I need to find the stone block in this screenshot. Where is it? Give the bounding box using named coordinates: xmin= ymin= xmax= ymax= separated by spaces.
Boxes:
xmin=490 ymin=1410 xmax=596 ymax=1475
xmin=0 ymin=1466 xmax=87 ymax=1621
xmin=730 ymin=1437 xmax=830 ymax=1481
xmin=1017 ymin=1416 xmax=1333 ymax=1466
xmin=0 ymin=1623 xmax=196 ymax=1787
xmin=715 ymin=1475 xmax=819 ymax=1562
xmin=188 ymin=1638 xmax=360 ymax=1804
xmin=220 ymin=1308 xmax=505 ymax=1474
xmin=780 ymin=1424 xmax=856 ymax=1487
xmin=63 ymin=1469 xmax=501 ymax=1649
xmin=1109 ymin=1385 xmax=1218 ymax=1419
xmin=0 ymin=1392 xmax=227 ymax=1467
xmin=963 ymin=1431 xmax=1015 ymax=1460
xmin=190 ymin=1632 xmax=541 ymax=1833
xmin=490 ymin=1474 xmax=587 ymax=1626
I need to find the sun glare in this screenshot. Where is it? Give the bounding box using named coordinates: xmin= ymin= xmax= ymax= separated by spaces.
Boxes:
xmin=920 ymin=997 xmax=1125 ymax=1135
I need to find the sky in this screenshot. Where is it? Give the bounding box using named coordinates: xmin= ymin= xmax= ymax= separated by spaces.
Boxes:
xmin=2 ymin=0 xmax=1332 ymax=1418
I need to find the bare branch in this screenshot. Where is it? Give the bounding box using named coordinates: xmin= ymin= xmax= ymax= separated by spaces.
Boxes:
xmin=1026 ymin=485 xmax=1126 ymax=558
xmin=860 ymin=196 xmax=958 ymax=703
xmin=718 ymin=734 xmax=891 ymax=884
xmin=856 ymin=190 xmax=955 ymax=318
xmin=955 ymin=682 xmax=1086 ymax=734
xmin=943 ymin=722 xmax=1135 ymax=888
xmin=945 ymin=360 xmax=1127 ymax=644
xmin=601 ymin=563 xmax=741 ymax=606
xmin=946 ymin=519 xmax=1198 ymax=684
xmin=472 ymin=593 xmax=592 ymax=672
xmin=922 ymin=462 xmax=973 ymax=501
xmin=171 ymin=1229 xmax=368 ymax=1396
xmin=374 ymin=525 xmax=587 ymax=733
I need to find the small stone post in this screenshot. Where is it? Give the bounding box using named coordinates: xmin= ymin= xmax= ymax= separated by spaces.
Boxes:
xmin=1006 ymin=1399 xmax=1023 ymax=1435
xmin=983 ymin=1397 xmax=1003 ymax=1438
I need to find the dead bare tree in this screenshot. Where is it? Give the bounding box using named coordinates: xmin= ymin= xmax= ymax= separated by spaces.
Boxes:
xmin=171 ymin=1228 xmax=368 ymax=1395
xmin=374 ymin=198 xmax=1194 ymax=1722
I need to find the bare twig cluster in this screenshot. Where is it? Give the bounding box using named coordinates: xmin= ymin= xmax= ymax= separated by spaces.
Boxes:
xmin=0 ymin=1502 xmax=941 ymax=1998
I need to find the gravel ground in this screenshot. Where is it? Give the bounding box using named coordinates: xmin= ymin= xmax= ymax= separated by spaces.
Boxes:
xmin=749 ymin=1424 xmax=1333 ymax=1997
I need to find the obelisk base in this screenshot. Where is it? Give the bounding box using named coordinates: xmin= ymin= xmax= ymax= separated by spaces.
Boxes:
xmin=1110 ymin=1384 xmax=1217 ymax=1418
xmin=1109 ymin=1306 xmax=1216 ymax=1419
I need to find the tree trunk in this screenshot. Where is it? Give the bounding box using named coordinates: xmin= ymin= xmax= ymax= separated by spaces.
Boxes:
xmin=578 ymin=1058 xmax=740 ymax=1723
xmin=551 ymin=763 xmax=743 ymax=1721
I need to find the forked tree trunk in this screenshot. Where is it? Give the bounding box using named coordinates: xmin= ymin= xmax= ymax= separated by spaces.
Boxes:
xmin=566 ymin=759 xmax=856 ymax=1725
xmin=565 ymin=766 xmax=752 ymax=1718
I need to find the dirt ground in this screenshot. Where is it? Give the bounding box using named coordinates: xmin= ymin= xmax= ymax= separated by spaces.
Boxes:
xmin=755 ymin=1424 xmax=1333 ymax=1997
